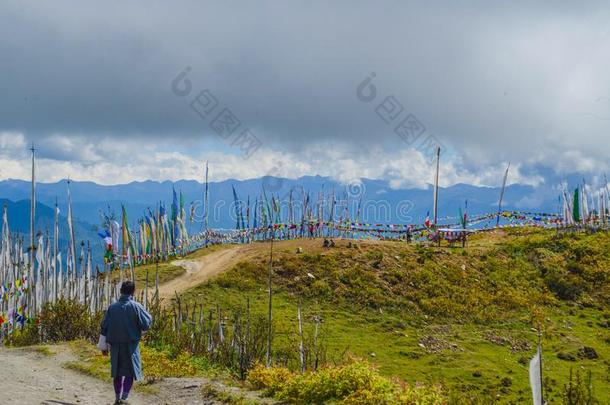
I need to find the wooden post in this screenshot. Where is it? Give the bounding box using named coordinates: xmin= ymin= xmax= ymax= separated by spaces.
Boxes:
xmin=144 ymin=267 xmax=149 ymax=310
xmin=266 ymin=236 xmax=274 ymax=367
xmin=538 ymin=329 xmax=544 ymax=405
xmin=432 ymin=146 xmax=440 ymax=227
xmin=496 ymin=163 xmax=510 ymax=227
xmin=298 ymin=301 xmax=305 ymax=373
xmin=217 ymin=304 xmax=224 ymax=343
xmin=313 ymin=316 xmax=320 ymax=371
xmin=30 ymin=143 xmax=36 ymax=318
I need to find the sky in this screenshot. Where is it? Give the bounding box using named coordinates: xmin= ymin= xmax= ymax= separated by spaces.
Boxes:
xmin=1 ymin=1 xmax=609 ymax=189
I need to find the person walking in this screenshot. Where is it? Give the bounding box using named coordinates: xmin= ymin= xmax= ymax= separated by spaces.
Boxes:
xmin=100 ymin=281 xmax=153 ymax=404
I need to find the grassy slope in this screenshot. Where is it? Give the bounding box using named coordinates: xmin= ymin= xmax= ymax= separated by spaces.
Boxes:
xmin=179 ymin=229 xmax=610 ymax=403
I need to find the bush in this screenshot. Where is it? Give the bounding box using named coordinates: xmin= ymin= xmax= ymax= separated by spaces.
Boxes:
xmin=562 ymin=368 xmax=600 ymax=404
xmin=5 ymin=320 xmax=41 ymax=346
xmin=38 ymin=299 xmax=103 ymax=343
xmin=141 ymin=346 xmax=198 ymax=379
xmin=545 ymin=271 xmax=585 ymax=301
xmin=247 ymin=360 xmax=445 ymax=404
xmin=7 ymin=299 xmax=102 ymax=346
xmin=247 ymin=364 xmax=293 ymax=396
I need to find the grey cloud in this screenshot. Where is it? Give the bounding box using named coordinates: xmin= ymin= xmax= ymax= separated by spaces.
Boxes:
xmin=1 ymin=1 xmax=610 ymax=176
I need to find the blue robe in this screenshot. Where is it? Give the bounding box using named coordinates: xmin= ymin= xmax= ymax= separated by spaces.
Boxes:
xmin=100 ymin=295 xmax=153 ymax=381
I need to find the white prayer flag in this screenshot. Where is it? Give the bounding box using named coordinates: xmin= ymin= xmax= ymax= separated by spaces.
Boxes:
xmin=529 ymin=345 xmax=543 ymax=405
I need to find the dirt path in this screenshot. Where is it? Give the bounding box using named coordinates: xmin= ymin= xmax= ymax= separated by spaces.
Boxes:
xmin=0 ymin=345 xmax=274 ymax=404
xmin=158 ymin=244 xmax=260 ymax=302
xmin=158 ymin=238 xmax=360 ymax=302
xmin=0 ymin=346 xmax=155 ymax=405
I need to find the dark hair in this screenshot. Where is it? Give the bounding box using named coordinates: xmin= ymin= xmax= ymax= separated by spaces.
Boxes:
xmin=120 ymin=281 xmax=136 ymax=296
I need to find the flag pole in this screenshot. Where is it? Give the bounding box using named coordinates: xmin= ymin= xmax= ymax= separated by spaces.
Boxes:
xmin=496 ymin=163 xmax=510 ymax=227
xmin=432 ymin=146 xmax=440 ymax=227
xmin=266 ymin=232 xmax=274 ymax=367
xmin=538 ymin=328 xmax=544 ymax=405
xmin=204 ymin=161 xmax=209 ymax=246
xmin=54 ymin=197 xmax=59 ymax=303
xmin=30 ymin=143 xmax=36 ymax=317
xmin=30 ymin=143 xmax=36 ymax=254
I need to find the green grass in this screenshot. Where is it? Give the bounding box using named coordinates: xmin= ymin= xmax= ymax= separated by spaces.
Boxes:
xmin=64 ymin=339 xmax=220 ymax=380
xmin=29 ymin=344 xmax=54 ymax=356
xmin=133 ymin=261 xmax=185 ymax=285
xmin=178 ymin=229 xmax=610 ymax=403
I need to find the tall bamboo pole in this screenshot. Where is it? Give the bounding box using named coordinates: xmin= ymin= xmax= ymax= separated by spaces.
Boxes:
xmin=265 ymin=234 xmax=274 ymax=367
xmin=30 ymin=143 xmax=36 ymax=257
xmin=432 ymin=146 xmax=440 ymax=227
xmin=53 ymin=198 xmax=59 ymax=303
xmin=298 ymin=301 xmax=305 ymax=373
xmin=30 ymin=143 xmax=36 ymax=316
xmin=496 ymin=163 xmax=510 ymax=227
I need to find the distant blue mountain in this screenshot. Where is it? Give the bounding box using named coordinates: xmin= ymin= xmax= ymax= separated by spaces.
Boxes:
xmin=0 ymin=176 xmax=562 ymax=230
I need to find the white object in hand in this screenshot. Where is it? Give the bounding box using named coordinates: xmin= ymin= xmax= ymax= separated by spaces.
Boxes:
xmin=96 ymin=334 xmax=110 ymax=351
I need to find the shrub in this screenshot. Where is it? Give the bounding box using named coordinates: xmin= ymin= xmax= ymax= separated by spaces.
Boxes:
xmin=247 ymin=361 xmax=445 ymax=404
xmin=5 ymin=320 xmax=41 ymax=346
xmin=141 ymin=346 xmax=198 ymax=379
xmin=545 ymin=271 xmax=585 ymax=301
xmin=6 ymin=299 xmax=102 ymax=346
xmin=562 ymin=368 xmax=600 ymax=404
xmin=38 ymin=299 xmax=102 ymax=343
xmin=247 ymin=364 xmax=293 ymax=396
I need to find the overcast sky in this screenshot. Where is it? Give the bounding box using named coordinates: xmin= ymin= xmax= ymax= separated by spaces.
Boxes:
xmin=1 ymin=1 xmax=609 ymax=188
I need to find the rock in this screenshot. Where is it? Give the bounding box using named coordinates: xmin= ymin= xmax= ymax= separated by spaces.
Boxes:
xmin=578 ymin=346 xmax=599 ymax=360
xmin=472 ymin=370 xmax=482 ymax=377
xmin=557 ymin=352 xmax=576 ymax=361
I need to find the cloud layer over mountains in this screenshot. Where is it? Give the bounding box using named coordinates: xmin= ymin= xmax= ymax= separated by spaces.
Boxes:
xmin=1 ymin=1 xmax=609 ymax=188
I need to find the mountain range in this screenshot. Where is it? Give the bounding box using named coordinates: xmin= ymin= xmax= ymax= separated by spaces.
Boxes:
xmin=0 ymin=176 xmax=563 ymax=229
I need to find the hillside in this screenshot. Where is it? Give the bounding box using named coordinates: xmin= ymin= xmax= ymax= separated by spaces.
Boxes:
xmin=174 ymin=228 xmax=610 ymax=403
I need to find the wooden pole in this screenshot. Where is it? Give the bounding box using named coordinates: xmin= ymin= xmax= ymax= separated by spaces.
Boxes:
xmin=432 ymin=146 xmax=440 ymax=227
xmin=155 ymin=259 xmax=160 ymax=298
xmin=29 ymin=143 xmax=36 ymax=259
xmin=298 ymin=301 xmax=305 ymax=373
xmin=53 ymin=198 xmax=59 ymax=303
xmin=313 ymin=316 xmax=320 ymax=371
xmin=144 ymin=267 xmax=149 ymax=310
xmin=538 ymin=329 xmax=544 ymax=405
xmin=30 ymin=143 xmax=36 ymax=317
xmin=265 ymin=235 xmax=274 ymax=367
xmin=496 ymin=163 xmax=510 ymax=227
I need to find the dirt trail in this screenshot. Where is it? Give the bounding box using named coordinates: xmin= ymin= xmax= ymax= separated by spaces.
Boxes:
xmin=160 ymin=239 xmax=363 ymax=301
xmin=0 ymin=346 xmax=155 ymax=405
xmin=0 ymin=345 xmax=270 ymax=404
xmin=158 ymin=244 xmax=260 ymax=302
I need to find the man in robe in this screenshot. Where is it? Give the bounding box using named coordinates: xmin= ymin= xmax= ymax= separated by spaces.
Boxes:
xmin=101 ymin=281 xmax=153 ymax=404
